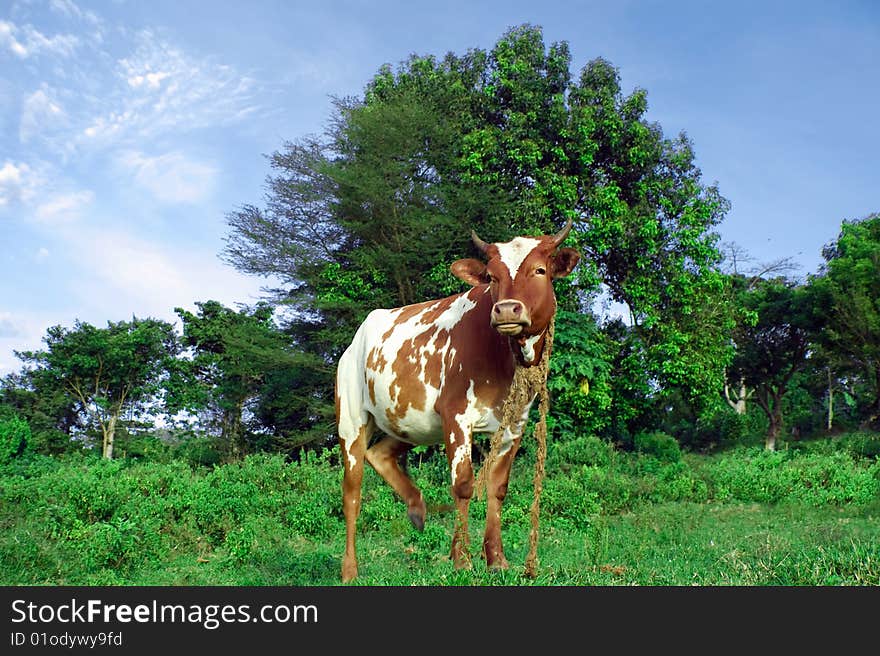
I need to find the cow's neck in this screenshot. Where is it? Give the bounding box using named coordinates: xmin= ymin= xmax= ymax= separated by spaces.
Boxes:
xmin=512 ymin=330 xmax=547 ymax=367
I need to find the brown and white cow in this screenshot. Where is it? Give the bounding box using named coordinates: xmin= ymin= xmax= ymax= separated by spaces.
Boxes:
xmin=336 ymin=220 xmax=580 ymax=581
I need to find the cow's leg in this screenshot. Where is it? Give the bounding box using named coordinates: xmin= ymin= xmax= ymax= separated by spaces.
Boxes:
xmin=365 ymin=436 xmax=427 ymax=530
xmin=443 ymin=420 xmax=474 ymax=569
xmin=339 ymin=415 xmax=373 ymax=583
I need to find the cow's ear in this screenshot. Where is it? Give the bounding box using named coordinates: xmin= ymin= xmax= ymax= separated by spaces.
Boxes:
xmin=552 ymin=248 xmax=580 ymax=279
xmin=451 ymin=258 xmax=489 ymax=287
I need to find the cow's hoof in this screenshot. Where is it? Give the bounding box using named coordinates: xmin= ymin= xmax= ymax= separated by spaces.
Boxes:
xmin=407 ymin=500 xmax=426 ymax=531
xmin=487 ymin=556 xmax=510 ymax=570
xmin=341 ymin=560 xmax=358 ymax=583
xmin=407 ymin=508 xmax=425 ymax=531
xmin=483 ymin=541 xmax=509 ymax=569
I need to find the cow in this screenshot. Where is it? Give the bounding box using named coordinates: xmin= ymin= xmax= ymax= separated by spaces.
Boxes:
xmin=335 ymin=219 xmax=580 ymax=581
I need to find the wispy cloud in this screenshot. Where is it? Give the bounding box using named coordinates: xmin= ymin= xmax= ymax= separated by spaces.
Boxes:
xmin=78 ymin=28 xmax=261 ymax=147
xmin=67 ymin=227 xmax=263 ymax=320
xmin=20 ymin=85 xmax=67 ymax=143
xmin=0 ymin=312 xmax=22 ymax=338
xmin=34 ymin=190 xmax=94 ymax=224
xmin=119 ymin=150 xmax=218 ymax=204
xmin=49 ymin=0 xmax=101 ymax=27
xmin=0 ymin=161 xmax=40 ymax=207
xmin=0 ymin=310 xmax=63 ymax=374
xmin=0 ymin=19 xmax=80 ymax=59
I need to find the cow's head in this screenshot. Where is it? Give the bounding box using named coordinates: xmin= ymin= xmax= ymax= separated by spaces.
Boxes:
xmin=450 ymin=219 xmax=580 ymax=339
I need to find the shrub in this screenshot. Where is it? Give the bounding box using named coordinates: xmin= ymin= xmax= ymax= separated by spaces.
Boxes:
xmin=708 ymin=448 xmax=880 ymax=505
xmin=634 ymin=431 xmax=681 ymax=463
xmin=542 ymin=470 xmax=602 ymax=529
xmin=547 ymin=434 xmax=615 ymax=472
xmin=0 ymin=414 xmax=30 ymax=463
xmin=171 ymin=436 xmax=222 ymax=467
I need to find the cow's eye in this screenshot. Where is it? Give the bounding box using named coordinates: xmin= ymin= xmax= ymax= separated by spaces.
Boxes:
xmin=535 ymin=267 xmax=546 ymax=276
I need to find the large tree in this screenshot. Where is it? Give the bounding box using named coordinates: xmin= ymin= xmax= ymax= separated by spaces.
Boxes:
xmin=727 ymin=277 xmax=817 ymax=450
xmin=223 ymin=24 xmax=733 ymax=443
xmin=171 ymin=301 xmax=327 ymax=458
xmin=15 ymin=318 xmax=178 ymax=458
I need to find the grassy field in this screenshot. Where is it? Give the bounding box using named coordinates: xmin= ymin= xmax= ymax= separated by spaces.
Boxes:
xmin=1 ymin=433 xmax=879 ymax=586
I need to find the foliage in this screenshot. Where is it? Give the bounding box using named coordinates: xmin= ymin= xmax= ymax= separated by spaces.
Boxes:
xmin=172 ymin=301 xmax=331 ymax=457
xmin=726 ymin=276 xmax=819 ymax=449
xmin=708 ymin=448 xmax=880 ymax=506
xmin=547 ymin=310 xmax=613 ymax=436
xmin=813 ymin=212 xmax=880 ymax=426
xmin=13 ymin=318 xmax=179 ymax=458
xmin=1 ymin=432 xmax=878 ymax=585
xmin=0 ymin=411 xmax=30 ymax=463
xmin=633 ymin=431 xmax=682 ymax=462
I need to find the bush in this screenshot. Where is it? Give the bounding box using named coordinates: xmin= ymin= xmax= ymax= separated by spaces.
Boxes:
xmin=171 ymin=436 xmax=223 ymax=467
xmin=0 ymin=414 xmax=30 ymax=463
xmin=634 ymin=431 xmax=681 ymax=463
xmin=547 ymin=434 xmax=615 ymax=472
xmin=708 ymin=448 xmax=880 ymax=506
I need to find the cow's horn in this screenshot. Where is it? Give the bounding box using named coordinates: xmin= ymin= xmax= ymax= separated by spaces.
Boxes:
xmin=552 ymin=218 xmax=574 ymax=247
xmin=471 ymin=230 xmax=490 ymax=254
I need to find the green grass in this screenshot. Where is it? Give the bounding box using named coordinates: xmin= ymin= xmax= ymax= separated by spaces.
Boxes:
xmin=1 ymin=433 xmax=879 ymax=586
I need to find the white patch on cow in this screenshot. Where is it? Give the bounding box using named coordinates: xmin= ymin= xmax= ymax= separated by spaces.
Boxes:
xmin=521 ymin=333 xmax=542 ymax=363
xmin=496 ymin=237 xmax=542 ymax=279
xmin=351 ymin=291 xmax=478 ymax=446
xmin=450 ymin=441 xmax=470 ymax=485
xmin=449 ymin=381 xmax=480 ymax=484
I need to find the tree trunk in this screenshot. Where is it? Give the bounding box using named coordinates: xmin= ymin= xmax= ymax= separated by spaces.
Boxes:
xmin=754 ymin=387 xmax=782 ymax=451
xmin=724 ymin=377 xmax=748 ymax=415
xmin=222 ymin=403 xmax=245 ymax=460
xmin=765 ymin=409 xmax=781 ymax=452
xmin=826 ymin=368 xmax=834 ymax=431
xmin=102 ymin=414 xmax=117 ymax=459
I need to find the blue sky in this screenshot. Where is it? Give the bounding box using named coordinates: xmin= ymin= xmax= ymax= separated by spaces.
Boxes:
xmin=1 ymin=0 xmax=878 ymax=374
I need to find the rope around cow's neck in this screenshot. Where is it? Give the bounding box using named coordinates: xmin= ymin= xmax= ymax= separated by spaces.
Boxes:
xmin=474 ymin=314 xmax=555 ymax=579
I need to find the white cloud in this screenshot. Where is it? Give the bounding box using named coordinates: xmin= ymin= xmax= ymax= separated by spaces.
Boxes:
xmin=119 ymin=150 xmax=217 ymax=204
xmin=65 ymin=227 xmax=264 ymax=321
xmin=35 ymin=247 xmax=50 ymax=261
xmin=34 ymin=190 xmax=94 ymax=223
xmin=127 ymin=70 xmax=171 ymax=90
xmin=98 ymin=29 xmax=260 ymax=139
xmin=0 ymin=21 xmax=28 ymax=57
xmin=0 ymin=161 xmax=39 ymax=207
xmin=20 ymin=86 xmax=66 ymax=143
xmin=0 ymin=20 xmax=80 ymax=59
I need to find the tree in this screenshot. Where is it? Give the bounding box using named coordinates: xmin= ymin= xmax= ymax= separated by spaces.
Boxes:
xmin=720 ymin=243 xmax=802 ymax=416
xmin=814 ymin=213 xmax=880 ymax=427
xmin=223 ymin=24 xmax=733 ymax=444
xmin=15 ymin=318 xmax=178 ymax=458
xmin=727 ymin=277 xmax=817 ymax=450
xmin=173 ymin=301 xmax=328 ymax=457
xmin=0 ymin=369 xmax=83 ymax=454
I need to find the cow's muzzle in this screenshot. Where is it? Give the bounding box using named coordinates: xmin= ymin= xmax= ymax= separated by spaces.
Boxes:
xmin=491 ymin=300 xmax=530 ymax=336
